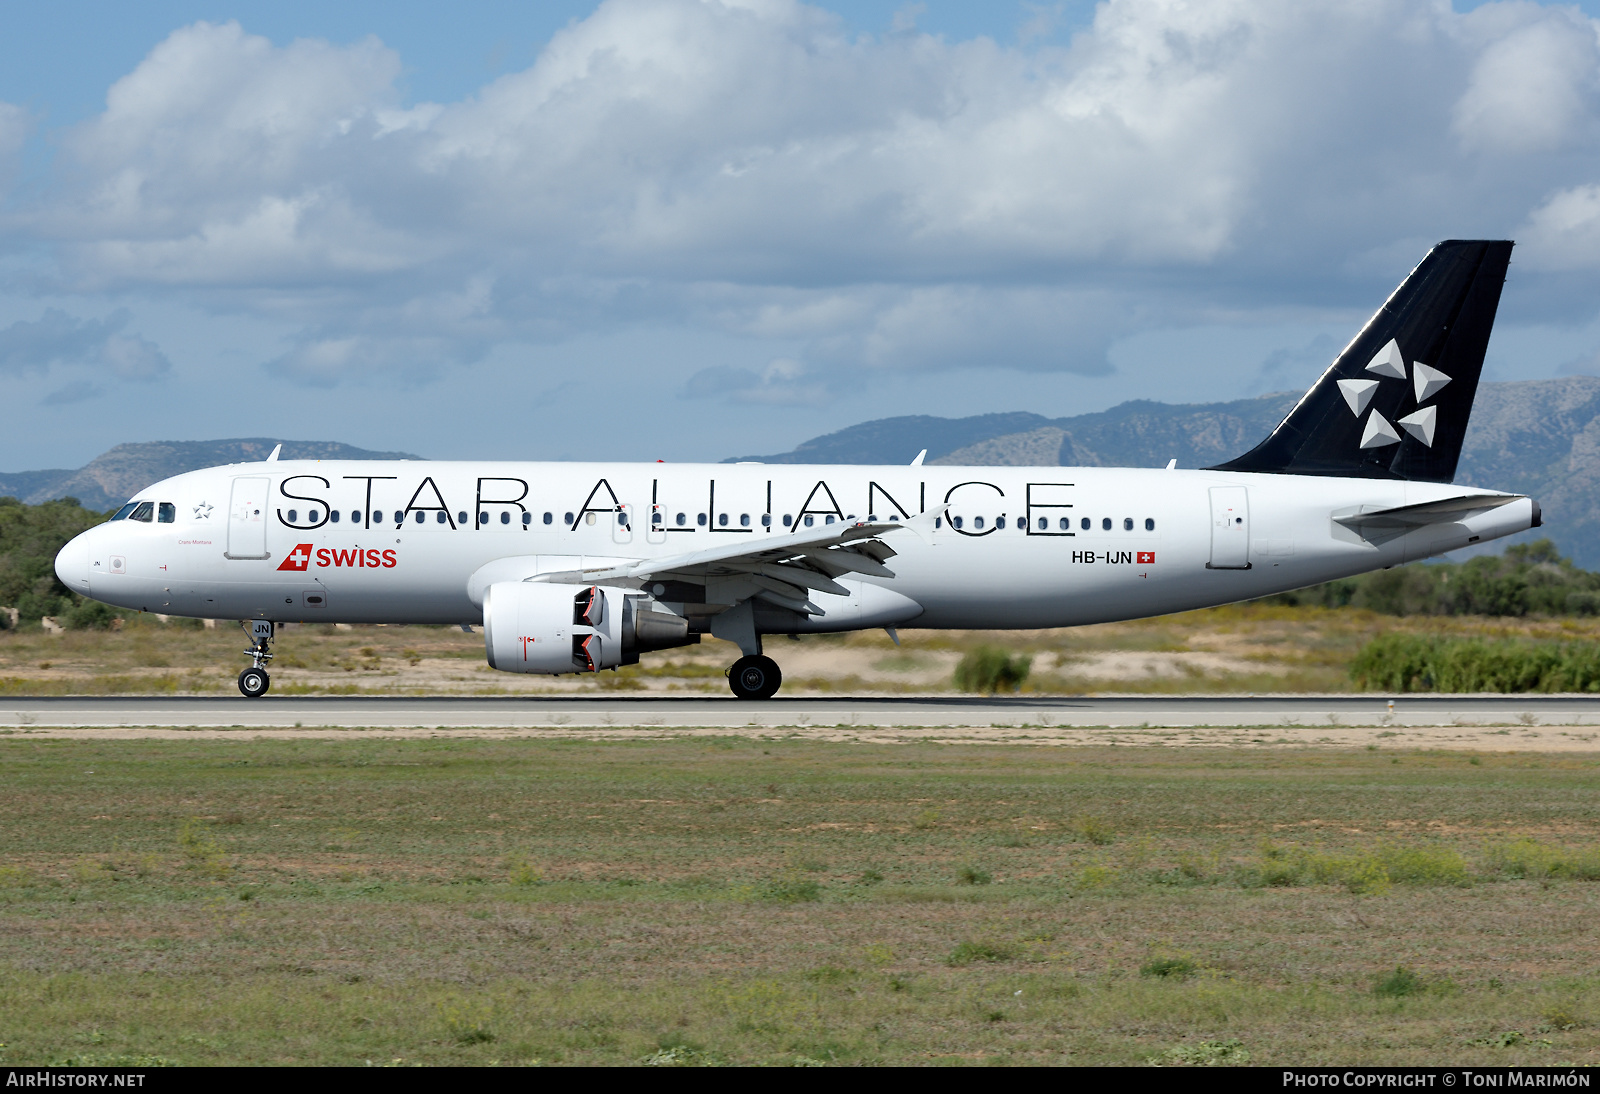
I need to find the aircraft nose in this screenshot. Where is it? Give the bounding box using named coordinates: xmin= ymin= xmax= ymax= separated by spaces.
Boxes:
xmin=55 ymin=532 xmax=91 ymax=595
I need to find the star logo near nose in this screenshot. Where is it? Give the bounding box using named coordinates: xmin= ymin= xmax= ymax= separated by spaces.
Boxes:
xmin=193 ymin=502 xmax=213 ymax=520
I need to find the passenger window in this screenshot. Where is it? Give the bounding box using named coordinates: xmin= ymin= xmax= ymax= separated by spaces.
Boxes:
xmin=330 ymin=510 xmax=341 ymax=523
xmin=564 ymin=512 xmax=574 ymax=525
xmin=1145 ymin=518 xmax=1155 ymax=531
xmin=522 ymin=512 xmax=531 ymax=525
xmin=157 ymin=502 xmax=176 ymax=523
xmin=415 ymin=512 xmax=425 ymax=525
xmin=438 ymin=512 xmax=448 ymax=524
xmin=544 ymin=512 xmax=553 ymax=525
xmin=458 ymin=511 xmax=468 ymax=524
xmin=1102 ymin=517 xmax=1111 ymax=531
xmin=585 ymin=512 xmax=597 ymax=526
xmin=308 ymin=509 xmax=320 ymax=523
xmin=740 ymin=514 xmax=750 ymax=527
xmin=804 ymin=516 xmax=814 ymax=527
xmin=130 ymin=502 xmax=154 ymax=522
xmin=675 ymin=512 xmax=686 ymax=526
xmin=393 ymin=511 xmax=403 ymax=524
xmin=1080 ymin=517 xmax=1090 ymax=530
xmin=974 ymin=516 xmax=984 ymax=530
xmin=718 ymin=513 xmax=728 ymax=526
xmin=287 ymin=509 xmax=298 ymax=523
xmin=651 ymin=511 xmax=662 ymax=525
xmin=761 ymin=514 xmax=771 ymax=527
xmin=1038 ymin=517 xmax=1047 ymax=530
xmin=372 ymin=511 xmax=382 ymax=524
xmin=952 ymin=516 xmax=963 ymax=529
xmin=783 ymin=514 xmax=792 ymax=526
xmin=1059 ymin=517 xmax=1069 ymax=530
xmin=504 ymin=512 xmax=513 ymax=525
xmin=997 ymin=516 xmax=1006 ymax=529
xmin=111 ymin=502 xmax=139 ymax=521
xmin=934 ymin=517 xmax=942 ymax=529
xmin=478 ymin=511 xmax=489 ymax=525
xmin=697 ymin=513 xmax=707 ymax=526
xmin=825 ymin=515 xmax=835 ymax=524
xmin=1123 ymin=517 xmax=1133 ymax=531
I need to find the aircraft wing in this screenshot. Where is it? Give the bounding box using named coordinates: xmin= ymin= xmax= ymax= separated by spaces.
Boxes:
xmin=535 ymin=519 xmax=908 ymax=615
xmin=1334 ymin=493 xmax=1524 ymax=531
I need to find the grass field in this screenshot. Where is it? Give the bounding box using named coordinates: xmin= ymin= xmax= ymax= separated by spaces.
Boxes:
xmin=6 ymin=603 xmax=1600 ymax=696
xmin=2 ymin=737 xmax=1600 ymax=1065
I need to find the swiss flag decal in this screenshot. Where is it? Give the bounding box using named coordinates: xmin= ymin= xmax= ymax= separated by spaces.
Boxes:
xmin=1136 ymin=551 xmax=1155 ymax=564
xmin=277 ymin=543 xmax=314 ymax=572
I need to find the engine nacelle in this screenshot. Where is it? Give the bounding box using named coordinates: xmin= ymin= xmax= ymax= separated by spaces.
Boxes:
xmin=484 ymin=582 xmax=627 ymax=674
xmin=483 ymin=582 xmax=695 ymax=674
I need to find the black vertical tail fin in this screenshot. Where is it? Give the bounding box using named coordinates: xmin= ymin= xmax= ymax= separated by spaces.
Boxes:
xmin=1208 ymin=240 xmax=1513 ymax=483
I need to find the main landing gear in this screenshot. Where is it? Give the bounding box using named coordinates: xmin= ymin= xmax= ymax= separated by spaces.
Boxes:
xmin=728 ymin=655 xmax=782 ymax=701
xmin=238 ymin=620 xmax=274 ymax=698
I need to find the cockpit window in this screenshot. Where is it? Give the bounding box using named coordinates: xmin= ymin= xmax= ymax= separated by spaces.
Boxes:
xmin=157 ymin=502 xmax=176 ymax=524
xmin=129 ymin=502 xmax=154 ymax=523
xmin=111 ymin=502 xmax=139 ymax=521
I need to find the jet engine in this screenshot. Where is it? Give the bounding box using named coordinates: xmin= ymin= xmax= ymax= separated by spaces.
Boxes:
xmin=483 ymin=582 xmax=693 ymax=674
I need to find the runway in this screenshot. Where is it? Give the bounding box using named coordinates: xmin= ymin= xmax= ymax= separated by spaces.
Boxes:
xmin=1 ymin=693 xmax=1597 ymax=729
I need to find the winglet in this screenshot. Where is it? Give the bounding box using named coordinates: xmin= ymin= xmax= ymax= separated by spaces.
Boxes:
xmin=910 ymin=449 xmax=926 ymax=467
xmin=1165 ymin=458 xmax=1177 ymax=470
xmin=899 ymin=502 xmax=949 ymax=544
xmin=266 ymin=444 xmax=282 ymax=462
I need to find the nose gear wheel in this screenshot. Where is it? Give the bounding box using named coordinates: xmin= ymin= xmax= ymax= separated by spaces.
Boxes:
xmin=238 ymin=667 xmax=270 ymax=698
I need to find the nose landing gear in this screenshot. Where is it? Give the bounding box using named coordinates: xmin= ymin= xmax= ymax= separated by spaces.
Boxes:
xmin=728 ymin=654 xmax=782 ymax=701
xmin=238 ymin=620 xmax=273 ymax=698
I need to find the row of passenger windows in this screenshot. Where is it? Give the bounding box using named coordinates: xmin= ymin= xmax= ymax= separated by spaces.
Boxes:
xmin=278 ymin=507 xmax=1160 ymax=534
xmin=938 ymin=515 xmax=1157 ymax=532
xmin=111 ymin=501 xmax=175 ymax=523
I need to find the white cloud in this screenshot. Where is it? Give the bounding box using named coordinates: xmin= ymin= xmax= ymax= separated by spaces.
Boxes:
xmin=6 ymin=0 xmax=1600 ymax=399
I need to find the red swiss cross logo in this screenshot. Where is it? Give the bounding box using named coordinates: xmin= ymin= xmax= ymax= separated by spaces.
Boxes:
xmin=1136 ymin=551 xmax=1155 ymax=565
xmin=277 ymin=543 xmax=314 ymax=572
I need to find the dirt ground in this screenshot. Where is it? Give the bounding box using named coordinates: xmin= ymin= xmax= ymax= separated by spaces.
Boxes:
xmin=4 ymin=602 xmax=1600 ymax=697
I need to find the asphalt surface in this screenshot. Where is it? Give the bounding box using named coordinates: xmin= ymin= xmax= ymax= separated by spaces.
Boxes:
xmin=1 ymin=694 xmax=1597 ymax=729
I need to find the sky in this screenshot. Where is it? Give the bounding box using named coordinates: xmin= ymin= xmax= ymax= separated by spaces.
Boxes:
xmin=5 ymin=0 xmax=1600 ymax=470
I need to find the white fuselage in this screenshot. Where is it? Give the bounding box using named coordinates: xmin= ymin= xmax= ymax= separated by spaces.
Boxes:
xmin=53 ymin=460 xmax=1536 ymax=632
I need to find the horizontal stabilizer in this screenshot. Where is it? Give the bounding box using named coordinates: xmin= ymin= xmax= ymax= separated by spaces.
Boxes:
xmin=1333 ymin=493 xmax=1523 ymax=531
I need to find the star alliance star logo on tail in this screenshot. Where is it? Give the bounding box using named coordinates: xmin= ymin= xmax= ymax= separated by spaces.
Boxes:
xmin=1336 ymin=338 xmax=1450 ymax=451
xmin=277 ymin=544 xmax=313 ymax=572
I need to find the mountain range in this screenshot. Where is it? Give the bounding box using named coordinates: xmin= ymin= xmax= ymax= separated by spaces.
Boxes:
xmin=0 ymin=439 xmax=421 ymax=513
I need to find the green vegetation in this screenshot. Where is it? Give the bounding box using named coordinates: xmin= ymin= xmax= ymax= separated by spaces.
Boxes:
xmin=1351 ymin=633 xmax=1600 ymax=693
xmin=953 ymin=645 xmax=1032 ymax=693
xmin=1272 ymin=540 xmax=1600 ymax=617
xmin=2 ymin=738 xmax=1600 ymax=1065
xmin=0 ymin=496 xmax=111 ymax=628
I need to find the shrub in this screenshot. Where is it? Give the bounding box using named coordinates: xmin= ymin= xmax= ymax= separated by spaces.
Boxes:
xmin=953 ymin=646 xmax=1032 ymax=694
xmin=1351 ymin=633 xmax=1600 ymax=693
xmin=947 ymin=940 xmax=1019 ymax=966
xmin=1140 ymin=954 xmax=1199 ymax=979
xmin=1374 ymin=966 xmax=1423 ymax=997
xmin=1072 ymin=814 xmax=1114 ymax=845
xmin=1149 ymin=1039 xmax=1250 ymax=1066
xmin=955 ymin=864 xmax=992 ymax=886
xmin=758 ymin=874 xmax=821 ymax=903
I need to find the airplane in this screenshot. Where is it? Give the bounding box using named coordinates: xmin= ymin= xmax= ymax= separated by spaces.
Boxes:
xmin=54 ymin=240 xmax=1537 ymax=700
